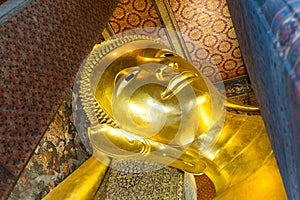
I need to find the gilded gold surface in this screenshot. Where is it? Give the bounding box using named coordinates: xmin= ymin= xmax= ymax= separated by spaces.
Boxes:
xmin=215 ymin=154 xmax=287 ymax=200
xmin=78 ymin=36 xmax=286 ymax=199
xmin=43 ymin=157 xmax=109 ymax=200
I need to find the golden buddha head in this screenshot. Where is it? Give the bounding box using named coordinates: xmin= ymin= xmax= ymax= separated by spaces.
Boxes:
xmin=80 ymin=35 xmax=226 ymax=149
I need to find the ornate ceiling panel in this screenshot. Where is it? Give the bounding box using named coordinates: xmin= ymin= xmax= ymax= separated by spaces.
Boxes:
xmin=106 ymin=0 xmax=247 ymax=83
xmin=167 ymin=0 xmax=246 ymax=81
xmin=107 ymin=0 xmax=163 ymax=37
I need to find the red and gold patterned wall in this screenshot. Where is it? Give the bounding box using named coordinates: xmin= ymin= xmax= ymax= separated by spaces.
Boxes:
xmin=109 ymin=0 xmax=162 ymax=34
xmin=169 ymin=0 xmax=246 ymax=81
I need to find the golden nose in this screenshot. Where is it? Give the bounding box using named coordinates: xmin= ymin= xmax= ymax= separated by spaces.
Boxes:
xmin=161 ymin=71 xmax=198 ymax=100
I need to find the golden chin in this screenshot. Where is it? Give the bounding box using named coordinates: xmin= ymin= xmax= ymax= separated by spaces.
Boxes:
xmin=44 ymin=35 xmax=287 ymax=199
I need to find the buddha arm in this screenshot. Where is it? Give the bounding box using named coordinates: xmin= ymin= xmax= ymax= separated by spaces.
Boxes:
xmin=89 ymin=124 xmax=206 ymax=174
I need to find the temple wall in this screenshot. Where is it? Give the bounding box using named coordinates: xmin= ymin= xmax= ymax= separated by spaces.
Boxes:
xmin=0 ymin=0 xmax=118 ymax=198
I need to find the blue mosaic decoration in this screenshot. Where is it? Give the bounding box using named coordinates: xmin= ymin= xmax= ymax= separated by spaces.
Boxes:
xmin=227 ymin=1 xmax=300 ymax=199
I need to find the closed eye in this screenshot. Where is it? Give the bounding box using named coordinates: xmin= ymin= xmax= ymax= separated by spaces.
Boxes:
xmin=125 ymin=73 xmax=135 ymax=81
xmin=125 ymin=70 xmax=140 ymax=82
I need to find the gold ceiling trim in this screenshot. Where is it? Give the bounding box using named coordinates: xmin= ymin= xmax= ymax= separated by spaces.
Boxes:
xmin=102 ymin=23 xmax=116 ymax=39
xmin=152 ymin=0 xmax=191 ymax=61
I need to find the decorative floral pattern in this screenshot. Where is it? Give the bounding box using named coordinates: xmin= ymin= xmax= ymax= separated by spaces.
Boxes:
xmin=108 ymin=0 xmax=163 ymax=37
xmin=222 ymin=76 xmax=260 ymax=115
xmin=271 ymin=1 xmax=300 ymax=59
xmin=194 ymin=175 xmax=215 ymax=200
xmin=95 ymin=159 xmax=183 ymax=200
xmin=168 ymin=0 xmax=246 ymax=82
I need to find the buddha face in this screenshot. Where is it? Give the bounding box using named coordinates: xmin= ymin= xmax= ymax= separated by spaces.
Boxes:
xmin=92 ymin=39 xmax=225 ymax=146
xmin=111 ymin=49 xmax=216 ymax=146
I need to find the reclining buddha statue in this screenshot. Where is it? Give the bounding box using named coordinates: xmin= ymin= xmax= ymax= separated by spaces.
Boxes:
xmin=44 ymin=35 xmax=287 ymax=199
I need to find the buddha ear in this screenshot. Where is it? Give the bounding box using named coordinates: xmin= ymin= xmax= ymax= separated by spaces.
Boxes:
xmin=224 ymin=99 xmax=260 ymax=112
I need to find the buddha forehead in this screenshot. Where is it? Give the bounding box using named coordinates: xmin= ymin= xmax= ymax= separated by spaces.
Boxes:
xmin=98 ymin=39 xmax=196 ymax=72
xmin=106 ymin=46 xmax=207 ymax=88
